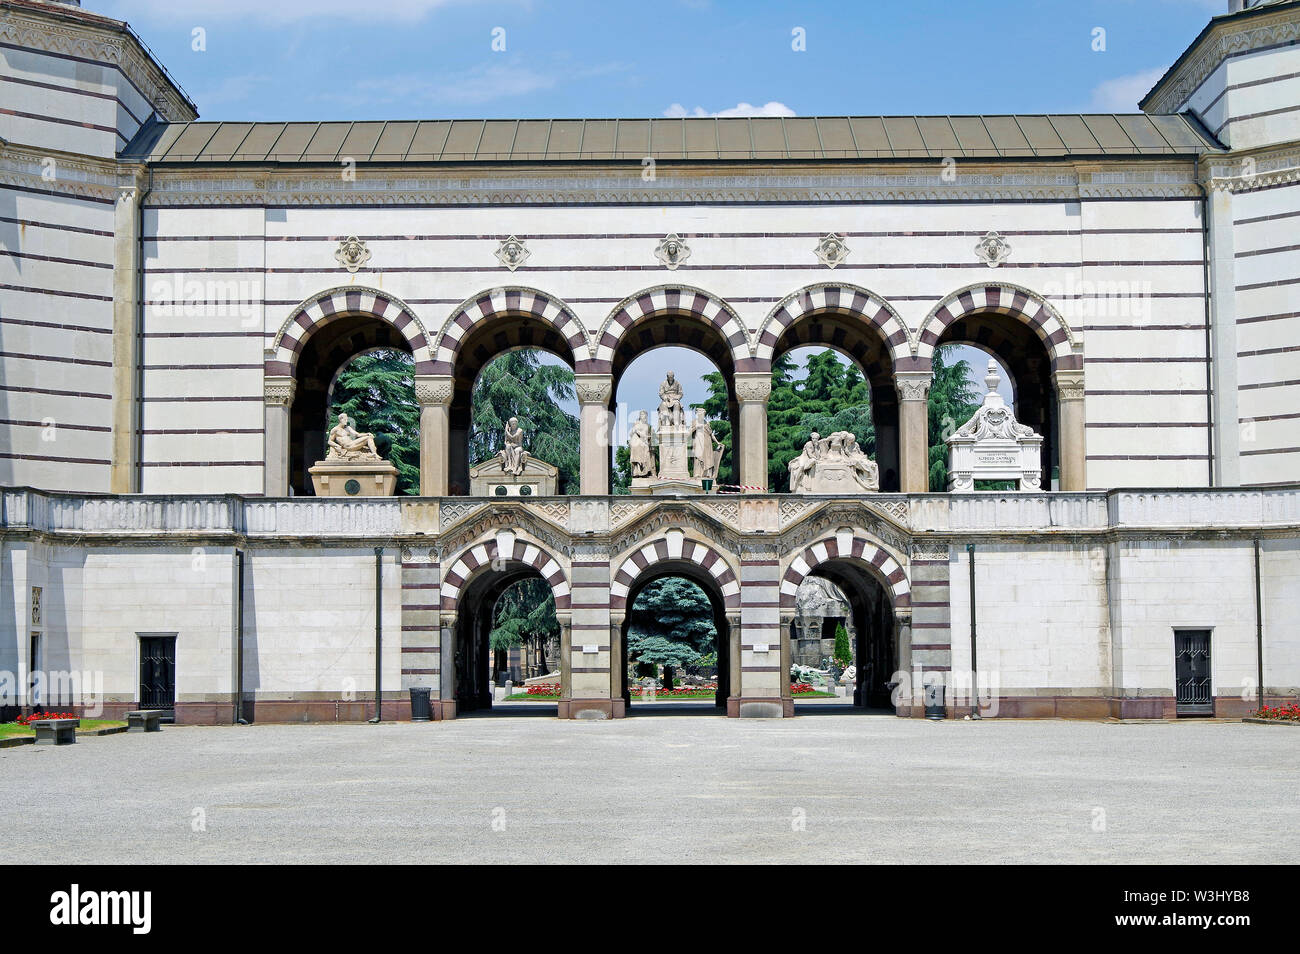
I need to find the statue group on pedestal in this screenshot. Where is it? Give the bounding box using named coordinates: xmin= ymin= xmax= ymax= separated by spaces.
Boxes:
xmin=787 ymin=430 xmax=879 ymax=493
xmin=628 ymin=372 xmax=725 ymax=489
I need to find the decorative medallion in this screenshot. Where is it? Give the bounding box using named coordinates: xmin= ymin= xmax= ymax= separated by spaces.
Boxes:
xmin=974 ymin=230 xmax=1012 ymax=268
xmin=494 ymin=235 xmax=530 ymax=271
xmin=654 ymin=233 xmax=691 ymax=270
xmin=334 ymin=236 xmax=372 ymax=273
xmin=814 ymin=232 xmax=850 ymax=269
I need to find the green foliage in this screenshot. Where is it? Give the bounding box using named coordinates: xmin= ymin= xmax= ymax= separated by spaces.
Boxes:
xmin=329 ymin=348 xmax=420 ymax=495
xmin=470 ymin=350 xmax=580 ymax=494
xmin=488 ymin=578 xmax=558 ymax=651
xmin=833 ymin=623 xmax=853 ymax=668
xmin=926 ymin=345 xmax=982 ymax=492
xmin=697 ymin=350 xmax=876 ymax=492
xmin=626 ymin=577 xmax=716 ymax=670
xmin=612 ymin=445 xmax=632 ymax=495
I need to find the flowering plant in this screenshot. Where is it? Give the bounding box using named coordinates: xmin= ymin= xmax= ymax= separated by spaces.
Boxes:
xmin=1254 ymin=703 xmax=1300 ymax=722
xmin=15 ymin=711 xmax=77 ymax=725
xmin=791 ymin=683 xmax=819 ymax=695
xmin=524 ymin=684 xmax=561 ymax=697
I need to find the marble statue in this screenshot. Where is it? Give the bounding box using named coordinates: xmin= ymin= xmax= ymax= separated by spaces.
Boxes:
xmin=690 ymin=408 xmax=725 ymax=480
xmin=946 ymin=360 xmax=1043 ymax=492
xmin=497 ymin=416 xmax=528 ymax=476
xmin=787 ymin=429 xmax=879 ymax=493
xmin=327 ymin=413 xmax=381 ymax=461
xmin=657 ymin=371 xmax=685 ymax=427
xmin=629 ymin=410 xmax=656 ymax=478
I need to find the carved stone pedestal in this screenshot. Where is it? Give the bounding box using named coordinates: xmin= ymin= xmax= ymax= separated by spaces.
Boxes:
xmin=309 ymin=459 xmax=398 ymax=497
xmin=469 ymin=455 xmax=559 ymax=496
xmin=630 ymin=477 xmax=706 ymax=495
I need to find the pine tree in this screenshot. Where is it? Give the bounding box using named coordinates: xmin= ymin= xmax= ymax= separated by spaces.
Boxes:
xmin=926 ymin=345 xmax=982 ymax=491
xmin=488 ymin=578 xmax=559 ymax=679
xmin=329 ymin=349 xmax=421 ymax=494
xmin=470 ymin=351 xmax=581 ymax=493
xmin=833 ymin=622 xmax=853 ymax=668
xmin=626 ymin=576 xmax=717 ymax=689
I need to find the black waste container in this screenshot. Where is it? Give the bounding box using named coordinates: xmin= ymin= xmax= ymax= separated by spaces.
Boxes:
xmin=924 ymin=681 xmax=946 ymax=720
xmin=409 ymin=686 xmax=432 ymax=722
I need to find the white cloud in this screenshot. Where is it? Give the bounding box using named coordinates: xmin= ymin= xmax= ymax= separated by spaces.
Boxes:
xmin=1088 ymin=67 xmax=1167 ymax=112
xmin=106 ymin=0 xmax=466 ymax=22
xmin=663 ymin=101 xmax=796 ymax=118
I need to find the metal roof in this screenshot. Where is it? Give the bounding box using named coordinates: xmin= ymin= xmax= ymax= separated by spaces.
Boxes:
xmin=124 ymin=114 xmax=1221 ymax=165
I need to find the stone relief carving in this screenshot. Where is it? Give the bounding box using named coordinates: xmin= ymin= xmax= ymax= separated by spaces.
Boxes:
xmin=814 ymin=232 xmax=850 ymax=268
xmin=439 ymin=502 xmax=487 ymax=532
xmin=414 ymin=378 xmax=454 ymax=407
xmin=974 ymin=230 xmax=1012 ymax=268
xmin=494 ymin=235 xmax=530 ymax=271
xmin=573 ymin=376 xmax=613 ymax=405
xmin=787 ymin=430 xmax=879 ymax=494
xmin=654 ymin=233 xmax=691 ymax=269
xmin=733 ymin=375 xmax=772 ymax=403
xmin=334 ymin=236 xmax=372 ymax=273
xmin=263 ymin=380 xmax=295 ymax=407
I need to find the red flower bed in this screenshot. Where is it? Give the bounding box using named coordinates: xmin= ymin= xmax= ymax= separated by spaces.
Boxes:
xmin=1254 ymin=703 xmax=1300 ymax=722
xmin=15 ymin=711 xmax=76 ymax=725
xmin=524 ymin=684 xmax=561 ymax=696
xmin=791 ymin=683 xmax=820 ymax=695
xmin=637 ymin=684 xmax=716 ymax=696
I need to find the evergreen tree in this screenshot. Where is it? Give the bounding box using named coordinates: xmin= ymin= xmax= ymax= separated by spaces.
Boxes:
xmin=926 ymin=345 xmax=982 ymax=492
xmin=470 ymin=350 xmax=580 ymax=493
xmin=833 ymin=622 xmax=853 ymax=668
xmin=488 ymin=578 xmax=559 ymax=679
xmin=626 ymin=576 xmax=717 ymax=689
xmin=329 ymin=348 xmax=420 ymax=494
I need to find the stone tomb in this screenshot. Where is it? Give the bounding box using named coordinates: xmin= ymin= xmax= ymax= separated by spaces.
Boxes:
xmin=946 ymin=361 xmax=1043 ymax=492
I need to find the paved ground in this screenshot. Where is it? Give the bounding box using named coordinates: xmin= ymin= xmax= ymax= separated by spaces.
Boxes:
xmin=3 ymin=713 xmax=1296 ymax=864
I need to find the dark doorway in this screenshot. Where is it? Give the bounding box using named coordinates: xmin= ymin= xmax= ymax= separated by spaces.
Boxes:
xmin=1174 ymin=629 xmax=1213 ymax=716
xmin=139 ymin=634 xmax=177 ymax=719
xmin=797 ymin=563 xmax=896 ymax=711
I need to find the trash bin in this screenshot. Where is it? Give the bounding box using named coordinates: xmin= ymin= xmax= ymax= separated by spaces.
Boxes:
xmin=924 ymin=680 xmax=946 ymax=720
xmin=409 ymin=686 xmax=432 ymax=722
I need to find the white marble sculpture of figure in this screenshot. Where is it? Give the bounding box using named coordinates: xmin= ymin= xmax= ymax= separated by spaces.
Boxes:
xmin=629 ymin=410 xmax=656 ymax=478
xmin=657 ymin=371 xmax=685 ymax=427
xmin=498 ymin=416 xmax=528 ymax=475
xmin=689 ymin=408 xmax=725 ymax=479
xmin=327 ymin=413 xmax=381 ymax=461
xmin=788 ymin=431 xmax=823 ymax=492
xmin=953 ymin=401 xmax=1037 ymax=442
xmin=844 ymin=432 xmax=879 ymax=487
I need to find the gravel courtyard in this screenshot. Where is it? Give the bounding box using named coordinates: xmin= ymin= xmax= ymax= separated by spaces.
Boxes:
xmin=3 ymin=714 xmax=1295 ymax=864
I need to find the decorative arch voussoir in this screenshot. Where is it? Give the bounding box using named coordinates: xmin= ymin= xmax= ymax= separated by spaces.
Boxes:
xmin=754 ymin=283 xmax=911 ymax=372
xmin=607 ymin=535 xmax=741 ymax=611
xmin=916 ymin=282 xmax=1078 ymax=372
xmin=778 ymin=532 xmax=910 ymax=611
xmin=439 ymin=533 xmax=571 ymax=613
xmin=432 ymin=287 xmax=590 ymax=376
xmin=592 ymin=285 xmax=751 ymax=375
xmin=266 ymin=286 xmax=433 ymax=377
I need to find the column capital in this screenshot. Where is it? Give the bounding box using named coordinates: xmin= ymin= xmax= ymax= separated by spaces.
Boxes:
xmin=733 ymin=371 xmax=772 ymax=404
xmin=895 ymin=370 xmax=933 ymax=403
xmin=414 ymin=374 xmax=454 ymax=408
xmin=1052 ymin=368 xmax=1085 ymax=402
xmin=573 ymin=373 xmax=614 ymax=405
xmin=263 ymin=375 xmax=296 ymax=407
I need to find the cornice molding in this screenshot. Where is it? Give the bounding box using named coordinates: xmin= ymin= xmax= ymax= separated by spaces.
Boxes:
xmin=1202 ymin=142 xmax=1300 ymax=192
xmin=1143 ymin=6 xmax=1300 ymax=115
xmin=0 ymin=147 xmax=119 ymax=201
xmin=0 ymin=8 xmax=195 ymax=122
xmin=139 ymin=164 xmax=1205 ymax=208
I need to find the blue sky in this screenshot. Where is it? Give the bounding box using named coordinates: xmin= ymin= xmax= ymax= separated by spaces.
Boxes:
xmin=100 ymin=0 xmax=1226 ymax=122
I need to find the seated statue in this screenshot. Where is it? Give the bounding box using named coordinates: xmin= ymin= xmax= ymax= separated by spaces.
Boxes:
xmin=657 ymin=371 xmax=685 ymax=428
xmin=497 ymin=417 xmax=528 ymax=476
xmin=327 ymin=413 xmax=381 ymax=461
xmin=787 ymin=429 xmax=878 ymax=493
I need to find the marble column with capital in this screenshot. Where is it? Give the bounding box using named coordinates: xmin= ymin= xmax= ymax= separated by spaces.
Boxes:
xmin=734 ymin=372 xmax=772 ymax=492
xmin=416 ymin=375 xmax=454 ymax=497
xmin=263 ymin=376 xmax=295 ymax=496
xmin=1054 ymin=368 xmax=1087 ymax=491
xmin=896 ymin=371 xmax=933 ymax=494
xmin=575 ymin=374 xmax=613 ymax=495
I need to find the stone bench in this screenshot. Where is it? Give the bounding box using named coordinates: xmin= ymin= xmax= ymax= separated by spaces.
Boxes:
xmin=126 ymin=710 xmax=164 ymax=732
xmin=31 ymin=718 xmax=78 ymax=745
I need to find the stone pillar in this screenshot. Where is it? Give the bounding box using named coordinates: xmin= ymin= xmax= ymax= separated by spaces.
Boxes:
xmin=558 ymin=615 xmax=572 ymax=704
xmin=415 ymin=375 xmax=454 ymax=497
xmin=1054 ymin=369 xmax=1087 ymax=492
xmin=575 ymin=374 xmax=614 ymax=495
xmin=110 ymin=181 xmax=142 ymax=493
xmin=1205 ymin=180 xmax=1239 ymax=486
xmin=734 ymin=372 xmax=771 ymax=491
xmin=896 ymin=371 xmax=933 ymax=494
xmin=262 ymin=377 xmax=294 ymax=497
xmin=895 ymin=613 xmax=914 ymax=717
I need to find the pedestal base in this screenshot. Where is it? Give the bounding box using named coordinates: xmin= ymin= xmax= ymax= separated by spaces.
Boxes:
xmin=630 ymin=477 xmax=706 ymax=495
xmin=309 ymin=459 xmax=398 ymax=497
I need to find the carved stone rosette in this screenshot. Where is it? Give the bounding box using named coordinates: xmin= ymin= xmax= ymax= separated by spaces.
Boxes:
xmin=814 ymin=232 xmax=850 ymax=268
xmin=654 ymin=233 xmax=691 ymax=269
xmin=974 ymin=230 xmax=1012 ymax=268
xmin=495 ymin=235 xmax=530 ymax=271
xmin=334 ymin=236 xmax=372 ymax=273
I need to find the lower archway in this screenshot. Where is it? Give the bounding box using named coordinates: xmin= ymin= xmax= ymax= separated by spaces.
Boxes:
xmin=618 ymin=569 xmax=733 ymax=715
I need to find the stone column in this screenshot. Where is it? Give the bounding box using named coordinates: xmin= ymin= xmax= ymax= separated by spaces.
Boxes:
xmin=262 ymin=377 xmax=294 ymax=497
xmin=1205 ymin=179 xmax=1239 ymax=486
xmin=609 ymin=615 xmax=627 ymax=716
xmin=575 ymin=374 xmax=614 ymax=495
xmin=415 ymin=375 xmax=454 ymax=497
xmin=558 ymin=615 xmax=572 ymax=703
xmin=110 ymin=180 xmax=142 ymax=494
xmin=734 ymin=372 xmax=771 ymax=492
xmin=1054 ymin=369 xmax=1087 ymax=492
xmin=896 ymin=371 xmax=933 ymax=494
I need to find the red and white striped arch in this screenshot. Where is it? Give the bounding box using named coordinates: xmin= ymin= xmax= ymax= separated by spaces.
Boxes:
xmin=266 ymin=286 xmax=433 ymax=377
xmin=432 ymin=287 xmax=588 ymax=376
xmin=440 ymin=531 xmax=571 ymax=613
xmin=593 ymin=285 xmax=752 ymax=373
xmin=755 ymin=283 xmax=911 ymax=369
xmin=780 ymin=531 xmax=910 ymax=610
xmin=609 ymin=533 xmax=741 ymax=611
xmin=916 ymin=282 xmax=1080 ymax=372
